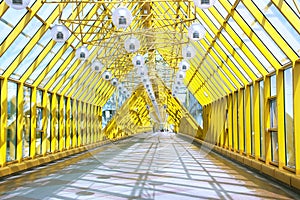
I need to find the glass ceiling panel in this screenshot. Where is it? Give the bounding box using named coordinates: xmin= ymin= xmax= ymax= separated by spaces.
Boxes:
xmin=39 ymin=48 xmax=74 ymax=87
xmin=254 ymin=1 xmax=300 ymax=57
xmin=195 ymin=13 xmax=215 ymax=38
xmin=227 ymin=18 xmax=274 ymax=73
xmin=216 ymin=39 xmax=252 ymax=82
xmin=221 ymin=29 xmax=262 ymax=78
xmin=0 ymin=19 xmax=13 ymax=45
xmin=10 ymin=42 xmax=44 ymax=80
xmin=36 ymin=3 xmax=57 ymax=21
xmin=214 ymin=0 xmax=228 ymax=18
xmin=0 ymin=33 xmax=30 ymax=73
xmin=236 ymin=2 xmax=289 ymax=65
xmin=1 ymin=7 xmax=27 ymax=27
xmin=26 ymin=51 xmax=56 ymax=84
xmin=284 ymin=0 xmax=300 ymax=18
xmin=202 ymin=9 xmax=221 ymax=30
xmin=50 ymin=45 xmax=96 ymax=91
xmin=211 ymin=46 xmax=243 ymax=86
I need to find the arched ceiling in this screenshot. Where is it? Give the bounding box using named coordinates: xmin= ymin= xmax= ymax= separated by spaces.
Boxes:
xmin=0 ymin=0 xmax=299 ymax=106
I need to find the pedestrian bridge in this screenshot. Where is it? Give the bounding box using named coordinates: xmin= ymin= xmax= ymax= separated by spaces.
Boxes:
xmin=1 ymin=0 xmax=300 ymax=199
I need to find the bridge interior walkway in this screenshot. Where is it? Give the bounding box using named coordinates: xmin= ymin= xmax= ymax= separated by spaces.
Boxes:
xmin=0 ymin=132 xmax=299 ymax=200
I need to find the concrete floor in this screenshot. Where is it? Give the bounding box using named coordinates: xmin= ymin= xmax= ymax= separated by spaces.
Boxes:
xmin=0 ymin=132 xmax=299 ymax=199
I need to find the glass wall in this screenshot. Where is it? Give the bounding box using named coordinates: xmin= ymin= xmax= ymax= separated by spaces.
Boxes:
xmin=259 ymin=80 xmax=265 ymax=159
xmin=269 ymin=75 xmax=278 ymax=163
xmin=36 ymin=90 xmax=43 ymax=155
xmin=284 ymin=68 xmax=295 ymax=168
xmin=7 ymin=81 xmax=18 ymax=162
xmin=23 ymin=86 xmax=31 ymax=158
xmin=46 ymin=93 xmax=52 ymax=153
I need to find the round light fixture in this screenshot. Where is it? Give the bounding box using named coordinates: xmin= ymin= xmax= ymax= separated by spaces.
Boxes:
xmin=124 ymin=36 xmax=140 ymax=53
xmin=76 ymin=46 xmax=89 ymax=61
xmin=91 ymin=60 xmax=103 ymax=73
xmin=188 ymin=23 xmax=205 ymax=41
xmin=132 ymin=54 xmax=145 ymax=67
xmin=193 ymin=0 xmax=216 ymax=9
xmin=179 ymin=60 xmax=190 ymax=72
xmin=51 ymin=24 xmax=70 ymax=43
xmin=117 ymin=84 xmax=123 ymax=91
xmin=182 ymin=45 xmax=196 ymax=59
xmin=176 ymin=70 xmax=186 ymax=80
xmin=5 ymin=0 xmax=30 ymax=9
xmin=112 ymin=7 xmax=133 ymax=29
xmin=111 ymin=78 xmax=118 ymax=86
xmin=102 ymin=70 xmax=112 ymax=81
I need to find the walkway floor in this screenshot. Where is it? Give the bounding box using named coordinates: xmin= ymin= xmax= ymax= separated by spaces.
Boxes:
xmin=0 ymin=132 xmax=299 ymax=199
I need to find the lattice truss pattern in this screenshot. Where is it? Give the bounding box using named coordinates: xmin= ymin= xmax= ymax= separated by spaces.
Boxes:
xmin=0 ymin=0 xmax=299 ymax=106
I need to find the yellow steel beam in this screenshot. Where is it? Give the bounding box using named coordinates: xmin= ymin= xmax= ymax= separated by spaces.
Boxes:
xmin=271 ymin=0 xmax=300 ymax=34
xmin=219 ymin=0 xmax=282 ymax=70
xmin=294 ymin=60 xmax=300 ymax=175
xmin=4 ymin=5 xmax=66 ymax=78
xmin=0 ymin=1 xmax=44 ymax=58
xmin=242 ymin=0 xmax=298 ymax=62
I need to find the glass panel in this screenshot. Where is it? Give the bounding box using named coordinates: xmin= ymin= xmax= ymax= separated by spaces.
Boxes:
xmin=0 ymin=19 xmax=13 ymax=47
xmin=36 ymin=108 xmax=43 ymax=155
xmin=236 ymin=2 xmax=289 ymax=65
xmin=7 ymin=81 xmax=18 ymax=162
xmin=216 ymin=39 xmax=252 ymax=82
xmin=1 ymin=7 xmax=27 ymax=27
xmin=23 ymin=86 xmax=31 ymax=158
xmin=259 ymin=80 xmax=265 ymax=159
xmin=185 ymin=91 xmax=203 ymax=128
xmin=102 ymin=93 xmax=116 ymax=129
xmin=284 ymin=67 xmax=295 ymax=168
xmin=254 ymin=1 xmax=300 ymax=57
xmin=11 ymin=43 xmax=44 ymax=80
xmin=22 ymin=17 xmax=43 ymax=38
xmin=0 ymin=34 xmax=30 ymax=73
xmin=46 ymin=93 xmax=51 ymax=153
xmin=221 ymin=29 xmax=262 ymax=78
xmin=227 ymin=18 xmax=274 ymax=73
xmin=270 ymin=75 xmax=277 ymax=96
xmin=271 ymin=131 xmax=279 ymax=163
xmin=284 ymin=0 xmax=300 ymax=18
xmin=37 ymin=90 xmax=43 ymax=107
xmin=36 ymin=3 xmax=57 ymax=21
xmin=270 ymin=99 xmax=277 ymax=128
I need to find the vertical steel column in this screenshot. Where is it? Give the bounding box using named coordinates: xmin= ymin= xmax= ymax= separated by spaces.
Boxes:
xmin=264 ymin=76 xmax=271 ymax=164
xmin=253 ymin=81 xmax=260 ymax=159
xmin=238 ymin=88 xmax=245 ymax=154
xmin=293 ymin=60 xmax=300 ymax=175
xmin=245 ymin=85 xmax=252 ymax=156
xmin=277 ymin=70 xmax=285 ymax=169
xmin=0 ymin=79 xmax=8 ymax=166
